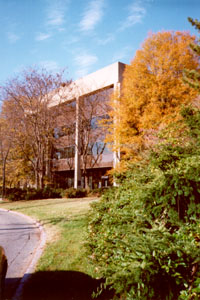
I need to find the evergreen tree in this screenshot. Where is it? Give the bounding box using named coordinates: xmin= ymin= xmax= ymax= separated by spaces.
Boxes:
xmin=183 ymin=18 xmax=200 ymax=92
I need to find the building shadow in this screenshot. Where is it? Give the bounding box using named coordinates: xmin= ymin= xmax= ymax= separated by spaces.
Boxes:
xmin=5 ymin=271 xmax=114 ymax=300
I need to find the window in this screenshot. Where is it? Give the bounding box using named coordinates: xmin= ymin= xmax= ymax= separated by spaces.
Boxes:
xmin=54 ymin=124 xmax=75 ymax=138
xmin=62 ymin=146 xmax=75 ymax=158
xmin=91 ymin=114 xmax=110 ymax=129
xmin=53 ymin=146 xmax=75 ymax=159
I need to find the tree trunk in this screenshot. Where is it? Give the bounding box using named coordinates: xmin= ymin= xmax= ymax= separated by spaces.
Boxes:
xmin=39 ymin=172 xmax=44 ymax=189
xmin=84 ymin=173 xmax=89 ymax=190
xmin=35 ymin=164 xmax=39 ymax=189
xmin=2 ymin=160 xmax=6 ymax=199
xmin=45 ymin=142 xmax=53 ymax=185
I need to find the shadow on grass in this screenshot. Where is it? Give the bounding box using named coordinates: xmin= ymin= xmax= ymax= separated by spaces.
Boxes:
xmin=0 ymin=199 xmax=69 ymax=211
xmin=40 ymin=214 xmax=89 ymax=226
xmin=22 ymin=270 xmax=114 ymax=300
xmin=0 ymin=197 xmax=97 ymax=211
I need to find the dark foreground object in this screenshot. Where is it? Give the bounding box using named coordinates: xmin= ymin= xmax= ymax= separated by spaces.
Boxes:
xmin=22 ymin=271 xmax=114 ymax=300
xmin=0 ymin=246 xmax=7 ymax=300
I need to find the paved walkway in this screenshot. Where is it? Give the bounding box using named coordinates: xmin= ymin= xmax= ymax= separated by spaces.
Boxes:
xmin=0 ymin=209 xmax=46 ymax=300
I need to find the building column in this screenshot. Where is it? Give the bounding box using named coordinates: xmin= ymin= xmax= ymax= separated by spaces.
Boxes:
xmin=74 ymin=97 xmax=81 ymax=189
xmin=113 ymin=82 xmax=121 ymax=186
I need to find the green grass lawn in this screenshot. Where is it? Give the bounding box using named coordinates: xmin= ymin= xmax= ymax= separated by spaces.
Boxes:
xmin=0 ymin=197 xmax=114 ymax=300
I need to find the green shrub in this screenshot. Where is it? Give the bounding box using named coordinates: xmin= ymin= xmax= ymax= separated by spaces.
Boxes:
xmin=86 ymin=163 xmax=200 ymax=299
xmin=86 ymin=108 xmax=200 ymax=299
xmin=42 ymin=186 xmax=63 ymax=199
xmin=5 ymin=186 xmax=63 ymax=201
xmin=62 ymin=187 xmax=87 ymax=198
xmin=6 ymin=187 xmax=27 ymax=201
xmin=87 ymin=187 xmax=107 ymax=197
xmin=25 ymin=188 xmax=43 ymax=200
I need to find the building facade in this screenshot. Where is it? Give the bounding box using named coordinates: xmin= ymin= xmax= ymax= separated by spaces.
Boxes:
xmin=51 ymin=62 xmax=126 ymax=189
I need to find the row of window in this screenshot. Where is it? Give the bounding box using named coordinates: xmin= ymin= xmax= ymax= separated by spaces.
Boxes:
xmin=54 ymin=114 xmax=110 ymax=139
xmin=54 ymin=124 xmax=75 ymax=138
xmin=66 ymin=175 xmax=109 ymax=189
xmin=53 ymin=146 xmax=75 ymax=159
xmin=53 ymin=142 xmax=111 ymax=160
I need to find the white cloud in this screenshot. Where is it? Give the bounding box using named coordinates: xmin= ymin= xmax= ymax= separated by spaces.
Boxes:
xmin=75 ymin=53 xmax=98 ymax=68
xmin=97 ymin=33 xmax=115 ymax=45
xmin=35 ymin=0 xmax=69 ymax=43
xmin=112 ymin=46 xmax=133 ymax=62
xmin=120 ymin=1 xmax=146 ymax=31
xmin=63 ymin=36 xmax=80 ymax=47
xmin=35 ymin=32 xmax=51 ymax=41
xmin=79 ymin=0 xmax=104 ymax=32
xmin=74 ymin=53 xmax=98 ymax=77
xmin=39 ymin=60 xmax=59 ymax=71
xmin=7 ymin=32 xmax=20 ymax=43
xmin=46 ymin=0 xmax=69 ymax=27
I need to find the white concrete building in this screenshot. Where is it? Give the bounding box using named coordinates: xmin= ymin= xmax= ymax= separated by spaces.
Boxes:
xmin=52 ymin=61 xmax=126 ymax=189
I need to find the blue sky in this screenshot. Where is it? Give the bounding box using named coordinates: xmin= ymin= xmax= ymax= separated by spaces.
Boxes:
xmin=0 ymin=0 xmax=199 ymax=84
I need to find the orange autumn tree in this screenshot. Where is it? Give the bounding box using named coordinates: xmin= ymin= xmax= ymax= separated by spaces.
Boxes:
xmin=108 ymin=31 xmax=199 ymax=163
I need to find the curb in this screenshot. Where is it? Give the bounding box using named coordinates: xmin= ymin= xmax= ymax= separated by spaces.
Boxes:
xmin=0 ymin=208 xmax=46 ymax=300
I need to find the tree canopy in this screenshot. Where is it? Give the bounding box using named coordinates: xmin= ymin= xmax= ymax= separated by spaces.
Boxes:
xmin=108 ymin=31 xmax=199 ymax=161
xmin=0 ymin=67 xmax=70 ymax=189
xmin=183 ymin=18 xmax=200 ymax=92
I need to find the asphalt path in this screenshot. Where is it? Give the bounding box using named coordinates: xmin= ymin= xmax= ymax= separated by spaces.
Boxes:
xmin=0 ymin=208 xmax=45 ymax=300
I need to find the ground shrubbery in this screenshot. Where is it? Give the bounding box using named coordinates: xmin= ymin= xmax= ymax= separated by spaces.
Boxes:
xmin=87 ymin=188 xmax=107 ymax=197
xmin=61 ymin=187 xmax=87 ymax=198
xmin=4 ymin=186 xmax=62 ymax=201
xmin=2 ymin=186 xmax=106 ymax=201
xmin=61 ymin=187 xmax=107 ymax=198
xmin=86 ymin=107 xmax=200 ymax=300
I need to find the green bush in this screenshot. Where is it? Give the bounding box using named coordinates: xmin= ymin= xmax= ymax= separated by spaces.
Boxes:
xmin=4 ymin=185 xmax=105 ymax=201
xmin=5 ymin=186 xmax=106 ymax=201
xmin=6 ymin=187 xmax=27 ymax=201
xmin=86 ymin=107 xmax=200 ymax=300
xmin=87 ymin=164 xmax=200 ymax=299
xmin=87 ymin=188 xmax=107 ymax=197
xmin=6 ymin=186 xmax=63 ymax=201
xmin=42 ymin=186 xmax=63 ymax=199
xmin=25 ymin=188 xmax=44 ymax=200
xmin=62 ymin=187 xmax=87 ymax=198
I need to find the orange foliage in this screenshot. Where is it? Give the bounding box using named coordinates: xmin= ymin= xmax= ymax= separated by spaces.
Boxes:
xmin=108 ymin=31 xmax=199 ymax=161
